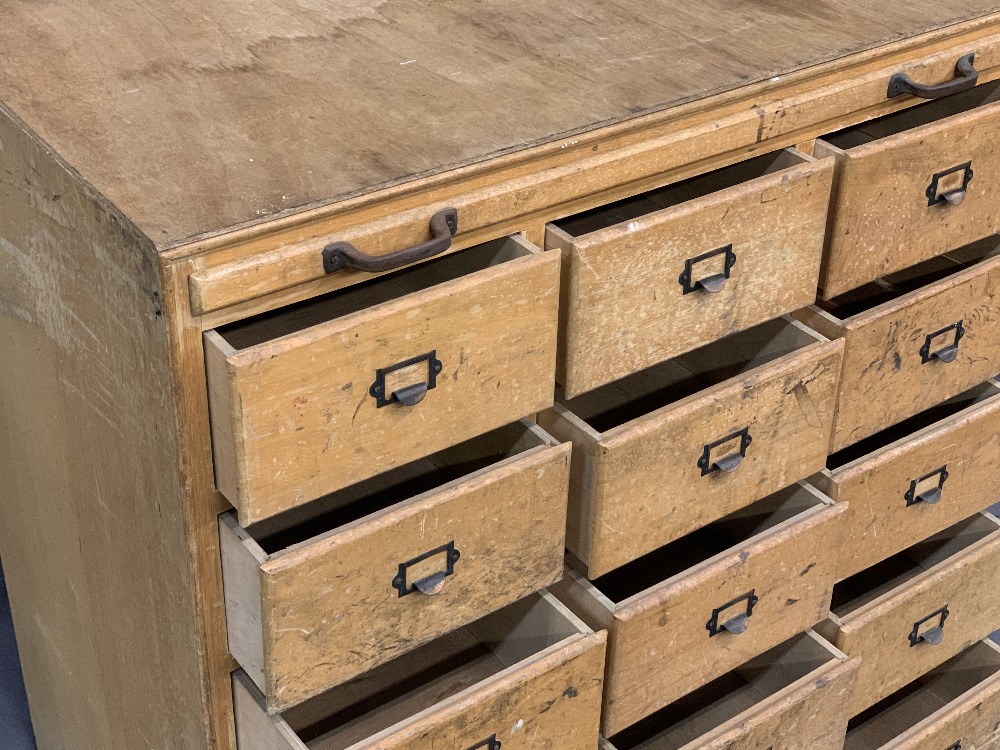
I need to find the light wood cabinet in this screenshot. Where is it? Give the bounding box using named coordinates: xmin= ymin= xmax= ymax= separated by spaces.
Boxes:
xmin=4 ymin=4 xmax=1000 ymax=749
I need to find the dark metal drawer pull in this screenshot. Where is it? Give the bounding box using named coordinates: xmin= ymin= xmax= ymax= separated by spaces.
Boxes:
xmin=909 ymin=605 xmax=949 ymax=647
xmin=679 ymin=244 xmax=737 ymax=295
xmin=370 ymin=351 xmax=443 ymax=408
xmin=323 ymin=207 xmax=459 ymax=274
xmin=888 ymin=53 xmax=979 ymax=100
xmin=944 ymin=741 xmax=962 ymax=750
xmin=392 ymin=541 xmax=461 ymax=598
xmin=698 ymin=427 xmax=752 ymax=476
xmin=707 ymin=590 xmax=759 ymax=637
xmin=466 ymin=736 xmax=501 ymax=750
xmin=920 ymin=321 xmax=964 ymax=364
xmin=927 ymin=162 xmax=973 ymax=207
xmin=905 ymin=466 xmax=949 ymax=507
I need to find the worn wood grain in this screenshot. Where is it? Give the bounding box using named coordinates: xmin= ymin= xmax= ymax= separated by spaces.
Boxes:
xmin=819 ymin=84 xmax=1000 ymax=297
xmin=554 ymin=484 xmax=846 ymax=735
xmin=822 ymin=249 xmax=1000 ymax=452
xmin=234 ymin=439 xmax=571 ymax=711
xmin=844 ymin=640 xmax=1000 ymax=750
xmin=549 ymin=150 xmax=833 ymax=396
xmin=206 ymin=238 xmax=560 ymax=524
xmin=604 ymin=631 xmax=859 ymax=750
xmin=539 ymin=320 xmax=844 ymax=577
xmin=1 ymin=2 xmax=998 ymax=251
xmin=234 ymin=593 xmax=607 ymax=750
xmin=0 ymin=104 xmax=210 ymax=745
xmin=825 ymin=514 xmax=1000 ymax=715
xmin=823 ymin=381 xmax=1000 ymax=580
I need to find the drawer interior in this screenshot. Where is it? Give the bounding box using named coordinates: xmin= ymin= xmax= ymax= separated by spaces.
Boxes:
xmin=234 ymin=421 xmax=552 ymax=552
xmin=605 ymin=631 xmax=842 ymax=750
xmin=822 ymin=80 xmax=1000 ymax=151
xmin=580 ymin=484 xmax=825 ymax=606
xmin=213 ymin=236 xmax=534 ymax=350
xmin=817 ymin=236 xmax=1000 ymax=323
xmin=827 ymin=379 xmax=1000 ymax=471
xmin=246 ymin=593 xmax=587 ymax=750
xmin=555 ymin=318 xmax=823 ymax=434
xmin=830 ymin=514 xmax=999 ymax=618
xmin=845 ymin=640 xmax=1000 ymax=750
xmin=551 ymin=149 xmax=808 ymax=239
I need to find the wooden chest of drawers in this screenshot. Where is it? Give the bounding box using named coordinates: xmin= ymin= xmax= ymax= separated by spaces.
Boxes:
xmin=4 ymin=3 xmax=1000 ymax=749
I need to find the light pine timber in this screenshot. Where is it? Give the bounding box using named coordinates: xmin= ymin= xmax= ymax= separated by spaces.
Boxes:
xmin=796 ymin=245 xmax=1000 ymax=453
xmin=232 ymin=592 xmax=607 ymax=750
xmin=548 ymin=149 xmax=834 ymax=396
xmin=184 ymin=21 xmax=1000 ymax=317
xmin=844 ymin=640 xmax=1000 ymax=750
xmin=819 ymin=513 xmax=1000 ymax=716
xmin=600 ymin=631 xmax=859 ymax=750
xmin=0 ymin=104 xmax=209 ymax=745
xmin=552 ymin=483 xmax=847 ymax=735
xmin=219 ymin=423 xmax=571 ymax=712
xmin=813 ymin=379 xmax=1000 ymax=581
xmin=539 ymin=318 xmax=844 ymax=577
xmin=205 ymin=236 xmax=560 ymax=524
xmin=817 ymin=81 xmax=1000 ymax=297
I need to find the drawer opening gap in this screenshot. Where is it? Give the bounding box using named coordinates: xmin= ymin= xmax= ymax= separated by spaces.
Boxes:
xmin=827 ymin=379 xmax=1000 ymax=470
xmin=818 ymin=236 xmax=1000 ymax=321
xmin=583 ymin=484 xmax=823 ymax=605
xmin=555 ymin=318 xmax=819 ymax=433
xmin=275 ymin=593 xmax=583 ymax=750
xmin=214 ymin=237 xmax=530 ymax=350
xmin=551 ymin=149 xmax=808 ymax=238
xmin=844 ymin=640 xmax=1000 ymax=750
xmin=606 ymin=632 xmax=837 ymax=750
xmin=242 ymin=421 xmax=550 ymax=554
xmin=831 ymin=514 xmax=999 ymax=617
xmin=822 ymin=80 xmax=1000 ymax=151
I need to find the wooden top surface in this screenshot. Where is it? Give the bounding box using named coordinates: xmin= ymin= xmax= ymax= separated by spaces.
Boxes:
xmin=1 ymin=1 xmax=998 ymax=249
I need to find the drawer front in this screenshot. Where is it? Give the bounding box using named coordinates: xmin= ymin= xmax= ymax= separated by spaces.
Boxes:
xmin=559 ymin=338 xmax=843 ymax=578
xmin=233 ymin=631 xmax=608 ymax=750
xmin=206 ymin=247 xmax=560 ymax=524
xmin=831 ymin=254 xmax=1000 ymax=452
xmin=887 ymin=664 xmax=1000 ymax=750
xmin=834 ymin=527 xmax=1000 ymax=715
xmin=687 ymin=656 xmax=859 ymax=750
xmin=828 ymin=393 xmax=1000 ymax=580
xmin=821 ymin=99 xmax=1000 ymax=297
xmin=223 ymin=442 xmax=571 ymax=712
xmin=552 ymin=157 xmax=832 ymax=397
xmin=602 ymin=501 xmax=845 ymax=735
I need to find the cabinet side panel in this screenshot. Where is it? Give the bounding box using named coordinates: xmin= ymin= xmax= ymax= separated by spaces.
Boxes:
xmin=0 ymin=108 xmax=209 ymax=748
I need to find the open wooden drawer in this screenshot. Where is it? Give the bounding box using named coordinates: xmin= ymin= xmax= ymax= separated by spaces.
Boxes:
xmin=545 ymin=148 xmax=833 ymax=396
xmin=552 ymin=482 xmax=845 ymax=735
xmin=797 ymin=238 xmax=1000 ymax=453
xmin=220 ymin=420 xmax=570 ymax=712
xmin=232 ymin=591 xmax=607 ymax=750
xmin=817 ymin=512 xmax=1000 ymax=716
xmin=538 ymin=317 xmax=843 ymax=577
xmin=205 ymin=235 xmax=560 ymax=525
xmin=600 ymin=631 xmax=858 ymax=750
xmin=845 ymin=639 xmax=1000 ymax=750
xmin=813 ymin=378 xmax=1000 ymax=581
xmin=817 ymin=78 xmax=1000 ymax=297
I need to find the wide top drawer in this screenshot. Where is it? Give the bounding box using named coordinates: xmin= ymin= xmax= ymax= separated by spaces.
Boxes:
xmin=205 ymin=236 xmax=560 ymax=525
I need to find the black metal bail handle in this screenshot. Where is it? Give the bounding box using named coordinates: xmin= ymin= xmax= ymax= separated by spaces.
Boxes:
xmin=707 ymin=590 xmax=759 ymax=637
xmin=920 ymin=321 xmax=965 ymax=365
xmin=905 ymin=466 xmax=949 ymax=507
xmin=323 ymin=207 xmax=459 ymax=274
xmin=465 ymin=735 xmax=502 ymax=750
xmin=888 ymin=53 xmax=979 ymax=100
xmin=909 ymin=605 xmax=949 ymax=647
xmin=698 ymin=427 xmax=752 ymax=477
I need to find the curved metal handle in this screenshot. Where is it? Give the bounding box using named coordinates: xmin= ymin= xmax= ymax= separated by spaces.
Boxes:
xmin=323 ymin=208 xmax=459 ymax=274
xmin=920 ymin=322 xmax=965 ymax=365
xmin=916 ymin=486 xmax=943 ymax=505
xmin=713 ymin=453 xmax=744 ymax=474
xmin=720 ymin=613 xmax=749 ymax=635
xmin=942 ymin=190 xmax=967 ymax=207
xmin=888 ymin=53 xmax=978 ymax=100
xmin=932 ymin=345 xmax=960 ymax=364
xmin=917 ymin=626 xmax=945 ymax=646
xmin=695 ymin=273 xmax=728 ymax=294
xmin=392 ymin=382 xmax=428 ymax=407
xmin=909 ymin=605 xmax=949 ymax=647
